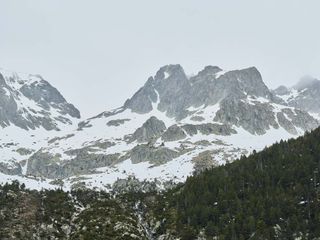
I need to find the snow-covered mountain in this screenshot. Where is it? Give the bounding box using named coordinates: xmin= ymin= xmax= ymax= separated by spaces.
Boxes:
xmin=0 ymin=65 xmax=319 ymax=191
xmin=0 ymin=69 xmax=80 ymax=183
xmin=274 ymin=76 xmax=320 ymax=120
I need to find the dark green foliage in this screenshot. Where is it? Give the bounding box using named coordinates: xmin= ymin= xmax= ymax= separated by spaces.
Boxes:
xmin=174 ymin=129 xmax=320 ymax=239
xmin=70 ymin=196 xmax=146 ymax=239
xmin=0 ymin=183 xmax=146 ymax=239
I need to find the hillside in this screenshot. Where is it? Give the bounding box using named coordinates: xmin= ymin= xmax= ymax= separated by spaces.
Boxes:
xmin=169 ymin=128 xmax=320 ymax=239
xmin=2 ymin=126 xmax=320 ymax=239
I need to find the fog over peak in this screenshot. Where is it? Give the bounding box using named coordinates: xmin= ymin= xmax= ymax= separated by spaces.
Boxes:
xmin=294 ymin=75 xmax=319 ymax=90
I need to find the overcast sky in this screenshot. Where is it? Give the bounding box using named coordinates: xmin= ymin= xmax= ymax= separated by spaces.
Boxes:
xmin=1 ymin=0 xmax=320 ymax=118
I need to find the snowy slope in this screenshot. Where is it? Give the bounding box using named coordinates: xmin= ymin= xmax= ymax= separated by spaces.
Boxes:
xmin=58 ymin=109 xmax=301 ymax=191
xmin=0 ymin=68 xmax=80 ymax=178
xmin=274 ymin=77 xmax=320 ymax=119
xmin=0 ymin=65 xmax=319 ymax=191
xmin=14 ymin=65 xmax=319 ymax=191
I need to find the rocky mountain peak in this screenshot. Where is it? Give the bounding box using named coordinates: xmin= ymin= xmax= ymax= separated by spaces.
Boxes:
xmin=223 ymin=67 xmax=271 ymax=99
xmin=200 ymin=65 xmax=223 ymax=75
xmin=0 ymin=68 xmax=80 ymax=130
xmin=154 ymin=64 xmax=186 ymax=81
xmin=273 ymin=85 xmax=290 ymax=96
xmin=124 ymin=64 xmax=191 ymax=117
xmin=125 ymin=65 xmax=276 ymax=120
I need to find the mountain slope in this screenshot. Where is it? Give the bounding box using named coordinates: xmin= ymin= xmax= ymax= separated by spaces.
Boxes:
xmin=17 ymin=65 xmax=319 ymax=190
xmin=0 ymin=68 xmax=80 ymax=178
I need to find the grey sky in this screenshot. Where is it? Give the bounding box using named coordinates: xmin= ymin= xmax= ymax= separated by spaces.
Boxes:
xmin=1 ymin=0 xmax=320 ymax=118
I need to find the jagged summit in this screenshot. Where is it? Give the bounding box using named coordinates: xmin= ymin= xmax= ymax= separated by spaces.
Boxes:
xmin=124 ymin=64 xmax=191 ymax=117
xmin=125 ymin=65 xmax=275 ymax=120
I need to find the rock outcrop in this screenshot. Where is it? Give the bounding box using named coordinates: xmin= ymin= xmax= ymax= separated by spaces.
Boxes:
xmin=129 ymin=116 xmax=166 ymax=143
xmin=26 ymin=150 xmax=120 ymax=179
xmin=130 ymin=144 xmax=179 ymax=165
xmin=162 ymin=125 xmax=187 ymax=142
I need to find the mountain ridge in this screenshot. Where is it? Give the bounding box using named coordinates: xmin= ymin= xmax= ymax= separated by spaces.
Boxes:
xmin=0 ymin=65 xmax=320 ymax=191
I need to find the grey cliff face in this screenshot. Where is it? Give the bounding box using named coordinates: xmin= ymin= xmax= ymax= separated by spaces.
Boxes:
xmin=154 ymin=65 xmax=192 ymax=119
xmin=124 ymin=64 xmax=192 ymax=119
xmin=124 ymin=77 xmax=158 ymax=114
xmin=125 ymin=66 xmax=276 ymax=119
xmin=190 ymin=67 xmax=273 ymax=107
xmin=124 ymin=65 xmax=318 ymax=135
xmin=214 ymin=96 xmax=279 ymax=135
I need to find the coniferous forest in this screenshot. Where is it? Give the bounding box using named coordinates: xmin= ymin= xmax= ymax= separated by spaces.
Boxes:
xmin=1 ymin=128 xmax=320 ymax=239
xmin=173 ymin=129 xmax=320 ymax=239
